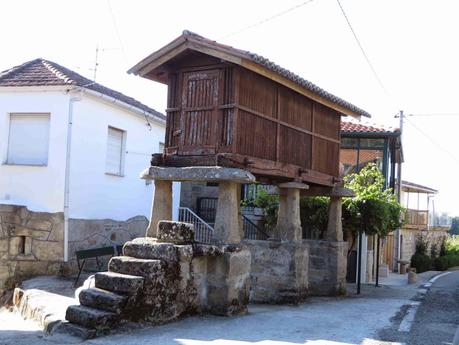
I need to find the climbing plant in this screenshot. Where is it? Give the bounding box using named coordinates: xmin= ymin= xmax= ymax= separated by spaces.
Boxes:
xmin=343 ymin=163 xmax=404 ymax=238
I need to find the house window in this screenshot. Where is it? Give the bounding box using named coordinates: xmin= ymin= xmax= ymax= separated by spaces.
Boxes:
xmin=7 ymin=113 xmax=50 ymax=165
xmin=159 ymin=142 xmax=165 ymax=153
xmin=105 ymin=126 xmax=126 ymax=176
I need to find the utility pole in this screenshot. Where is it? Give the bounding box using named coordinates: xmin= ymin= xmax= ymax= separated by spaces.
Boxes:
xmin=394 ymin=110 xmax=404 ymax=272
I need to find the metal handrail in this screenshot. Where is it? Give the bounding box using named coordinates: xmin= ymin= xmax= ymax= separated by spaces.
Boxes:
xmin=243 ymin=215 xmax=269 ymax=240
xmin=178 ymin=207 xmax=214 ymax=243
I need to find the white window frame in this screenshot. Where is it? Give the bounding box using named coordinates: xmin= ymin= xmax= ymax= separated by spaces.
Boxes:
xmin=105 ymin=126 xmax=126 ymax=177
xmin=6 ymin=113 xmax=51 ymax=166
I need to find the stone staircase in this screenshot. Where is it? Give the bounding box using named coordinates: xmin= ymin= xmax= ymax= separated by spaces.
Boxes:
xmin=62 ymin=221 xmax=196 ymax=338
xmin=61 ymin=220 xmax=251 ymax=339
xmin=63 ymin=266 xmax=146 ymax=338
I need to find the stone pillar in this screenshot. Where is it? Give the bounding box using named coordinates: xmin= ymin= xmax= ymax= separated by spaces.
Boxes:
xmin=274 ymin=182 xmax=308 ymax=241
xmin=326 ymin=196 xmax=343 ymax=242
xmin=214 ymin=181 xmax=241 ymax=243
xmin=146 ymin=180 xmax=172 ymax=237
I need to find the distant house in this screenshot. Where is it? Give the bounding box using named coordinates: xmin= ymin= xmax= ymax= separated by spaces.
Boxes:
xmin=399 ymin=180 xmax=448 ymax=263
xmin=0 ymin=58 xmax=180 ymax=289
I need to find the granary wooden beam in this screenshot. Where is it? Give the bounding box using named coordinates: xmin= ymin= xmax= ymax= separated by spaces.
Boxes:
xmin=151 ymin=153 xmax=337 ymax=187
xmin=301 ymin=186 xmax=355 ymax=197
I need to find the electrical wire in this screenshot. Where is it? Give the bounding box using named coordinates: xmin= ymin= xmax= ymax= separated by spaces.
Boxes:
xmin=220 ymin=0 xmax=315 ymax=39
xmin=106 ymin=0 xmax=129 ymax=65
xmin=404 ymin=116 xmax=459 ymax=165
xmin=409 ymin=113 xmax=459 ymax=117
xmin=335 ymin=0 xmax=390 ymax=98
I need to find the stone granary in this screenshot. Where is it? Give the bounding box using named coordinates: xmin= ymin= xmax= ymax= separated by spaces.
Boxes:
xmin=64 ymin=30 xmax=370 ymax=336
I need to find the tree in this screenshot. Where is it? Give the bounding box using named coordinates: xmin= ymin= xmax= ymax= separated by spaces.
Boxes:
xmin=450 ymin=217 xmax=459 ymax=235
xmin=343 ymin=163 xmax=404 ymax=238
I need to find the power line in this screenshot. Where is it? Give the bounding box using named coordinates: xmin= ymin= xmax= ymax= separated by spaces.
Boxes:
xmin=106 ymin=0 xmax=128 ymax=65
xmin=409 ymin=113 xmax=459 ymax=117
xmin=220 ymin=0 xmax=315 ymax=39
xmin=335 ymin=0 xmax=390 ymax=98
xmin=403 ymin=116 xmax=459 ymax=165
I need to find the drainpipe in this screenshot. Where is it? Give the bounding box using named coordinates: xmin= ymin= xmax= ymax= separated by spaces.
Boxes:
xmin=64 ymin=94 xmax=81 ymax=261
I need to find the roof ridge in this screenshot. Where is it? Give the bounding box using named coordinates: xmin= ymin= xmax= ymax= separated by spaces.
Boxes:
xmin=0 ymin=58 xmax=42 ymax=80
xmin=0 ymin=58 xmax=166 ymax=121
xmin=40 ymin=59 xmax=74 ymax=84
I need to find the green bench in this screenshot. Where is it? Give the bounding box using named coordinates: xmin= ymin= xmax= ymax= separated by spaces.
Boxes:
xmin=74 ymin=245 xmax=123 ymax=286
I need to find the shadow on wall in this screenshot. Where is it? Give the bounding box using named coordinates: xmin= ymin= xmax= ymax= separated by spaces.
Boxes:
xmin=0 ymin=203 xmax=148 ymax=292
xmin=66 ymin=216 xmax=148 ymax=272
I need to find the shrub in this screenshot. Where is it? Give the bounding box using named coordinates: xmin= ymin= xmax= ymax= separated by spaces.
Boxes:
xmin=434 ymin=254 xmax=459 ymax=271
xmin=430 ymin=243 xmax=438 ymax=258
xmin=445 ymin=235 xmax=459 ymax=255
xmin=300 ymin=197 xmax=329 ymax=239
xmin=411 ymin=253 xmax=432 ymax=273
xmin=252 ymin=188 xmax=279 ymax=232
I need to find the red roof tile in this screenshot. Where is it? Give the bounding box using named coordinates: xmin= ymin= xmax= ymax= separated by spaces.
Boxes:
xmin=341 ymin=119 xmax=399 ymax=134
xmin=0 ymin=58 xmax=165 ymax=121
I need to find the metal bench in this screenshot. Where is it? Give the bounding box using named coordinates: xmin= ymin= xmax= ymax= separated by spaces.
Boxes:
xmin=74 ymin=245 xmax=123 ymax=286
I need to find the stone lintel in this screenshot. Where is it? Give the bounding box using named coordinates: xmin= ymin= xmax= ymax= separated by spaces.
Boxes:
xmin=278 ymin=182 xmax=309 ymax=190
xmin=141 ymin=166 xmax=255 ymax=184
xmin=301 ymin=186 xmax=355 ymax=197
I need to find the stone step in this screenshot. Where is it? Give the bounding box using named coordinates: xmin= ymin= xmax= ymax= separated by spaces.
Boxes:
xmin=65 ymin=304 xmax=118 ymax=330
xmin=123 ymin=237 xmax=192 ymax=262
xmin=56 ymin=321 xmax=97 ymax=339
xmin=95 ymin=271 xmax=144 ymax=294
xmin=109 ymin=256 xmax=166 ymax=279
xmin=78 ymin=287 xmax=127 ymax=314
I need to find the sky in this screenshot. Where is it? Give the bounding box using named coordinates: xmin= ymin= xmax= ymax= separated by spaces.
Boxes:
xmin=1 ymin=0 xmax=459 ymax=216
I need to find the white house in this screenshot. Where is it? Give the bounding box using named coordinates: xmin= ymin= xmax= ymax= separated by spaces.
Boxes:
xmin=0 ymin=59 xmax=179 ymax=288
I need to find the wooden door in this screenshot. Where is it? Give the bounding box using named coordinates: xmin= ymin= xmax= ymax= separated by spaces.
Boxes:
xmin=179 ymin=70 xmax=220 ymax=154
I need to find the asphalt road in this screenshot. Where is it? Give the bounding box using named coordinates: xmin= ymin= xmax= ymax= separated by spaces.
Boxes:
xmin=380 ymin=270 xmax=459 ymax=345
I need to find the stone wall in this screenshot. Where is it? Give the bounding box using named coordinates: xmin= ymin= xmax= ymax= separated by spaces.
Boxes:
xmin=179 ymin=182 xmax=218 ymax=210
xmin=0 ymin=205 xmax=64 ymax=292
xmin=66 ymin=216 xmax=148 ymax=271
xmin=244 ymin=240 xmax=308 ymax=304
xmin=401 ymin=227 xmax=449 ymax=262
xmin=306 ymin=240 xmax=347 ymax=296
xmin=0 ymin=204 xmax=149 ymax=291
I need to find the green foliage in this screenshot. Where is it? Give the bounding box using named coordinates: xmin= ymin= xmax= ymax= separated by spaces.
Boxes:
xmin=430 ymin=243 xmax=438 ymax=259
xmin=415 ymin=235 xmax=428 ymax=256
xmin=445 ymin=235 xmax=459 ymax=255
xmin=411 ymin=253 xmax=432 ymax=273
xmin=433 ymin=235 xmax=459 ymax=271
xmin=343 ymin=163 xmax=404 ymax=237
xmin=434 ymin=254 xmax=459 ymax=271
xmin=300 ymin=196 xmax=329 ymax=239
xmin=252 ymin=188 xmax=278 ymax=231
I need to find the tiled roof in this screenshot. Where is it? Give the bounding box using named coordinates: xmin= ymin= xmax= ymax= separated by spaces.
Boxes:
xmin=341 ymin=119 xmax=399 ymax=134
xmin=0 ymin=58 xmax=165 ymax=121
xmin=130 ymin=30 xmax=371 ymax=118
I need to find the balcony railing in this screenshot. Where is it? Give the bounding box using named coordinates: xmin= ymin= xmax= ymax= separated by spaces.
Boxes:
xmin=404 ymin=209 xmax=428 ymax=228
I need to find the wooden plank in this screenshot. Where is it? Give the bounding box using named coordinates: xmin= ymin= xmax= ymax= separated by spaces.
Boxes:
xmin=241 ymin=59 xmax=362 ymax=118
xmin=236 ymin=104 xmax=341 ymax=144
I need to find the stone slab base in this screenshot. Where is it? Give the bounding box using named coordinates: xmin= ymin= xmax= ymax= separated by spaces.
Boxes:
xmin=306 ymin=240 xmax=347 ymax=296
xmin=244 ymin=240 xmax=308 ymax=304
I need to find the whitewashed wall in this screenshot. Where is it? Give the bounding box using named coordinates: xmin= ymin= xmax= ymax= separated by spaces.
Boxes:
xmin=0 ymin=87 xmax=180 ymax=221
xmin=0 ymin=88 xmax=69 ymax=212
xmin=68 ymin=91 xmax=175 ymax=220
